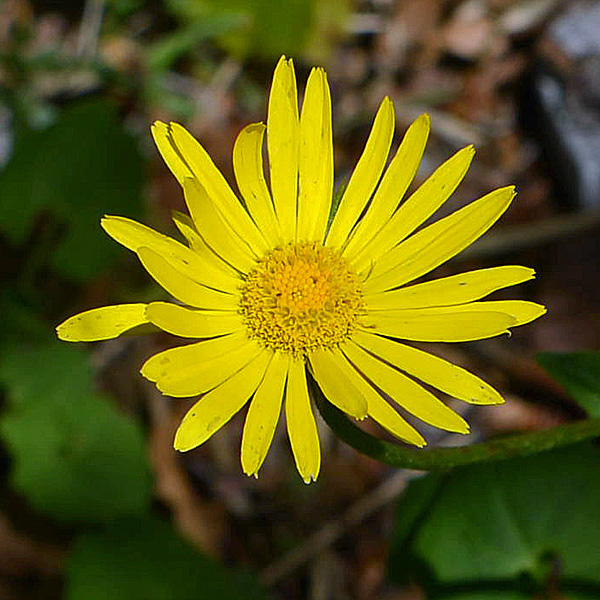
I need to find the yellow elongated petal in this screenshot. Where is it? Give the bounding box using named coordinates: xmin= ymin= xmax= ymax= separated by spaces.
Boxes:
xmin=145 ymin=302 xmax=244 ymax=338
xmin=326 ymin=97 xmax=395 ymax=249
xmin=57 ymin=304 xmax=149 ymax=342
xmin=309 ymin=348 xmax=368 ymax=419
xmin=343 ymin=342 xmax=470 ymax=433
xmin=267 ymin=56 xmax=300 ymax=241
xmin=101 ymin=214 xmax=184 ymax=256
xmin=351 ymin=145 xmax=475 ymax=273
xmin=171 ymin=211 xmax=239 ymax=279
xmin=233 ymin=123 xmax=281 ymax=246
xmin=171 ymin=210 xmax=196 ymax=240
xmin=367 ymin=393 xmax=427 ymax=445
xmin=151 ymin=338 xmax=263 ymax=397
xmin=174 ymin=350 xmax=272 ymax=451
xmin=363 ymin=308 xmax=515 ymax=342
xmin=297 ymin=68 xmax=334 ymax=243
xmin=286 ymin=359 xmax=320 ymax=483
xmin=323 ymin=348 xmax=426 ymax=446
xmin=151 ymin=121 xmax=193 ymax=184
xmin=352 ymin=330 xmax=504 ymax=405
xmin=183 ymin=178 xmax=257 ymax=274
xmin=241 ymin=353 xmax=290 ymax=477
xmin=343 ymin=114 xmax=430 ymax=259
xmin=366 ymin=266 xmax=536 ymax=310
xmin=101 ymin=215 xmax=240 ymax=293
xmin=167 ymin=122 xmax=268 ymax=255
xmin=141 ymin=331 xmax=247 ymax=382
xmin=137 ymin=247 xmax=237 ymax=310
xmin=364 ymin=186 xmax=516 ymax=292
xmin=452 ymin=300 xmax=547 ymax=326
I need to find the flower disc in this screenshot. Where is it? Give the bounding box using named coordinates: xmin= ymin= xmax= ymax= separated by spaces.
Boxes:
xmin=240 ymin=242 xmax=364 ymax=355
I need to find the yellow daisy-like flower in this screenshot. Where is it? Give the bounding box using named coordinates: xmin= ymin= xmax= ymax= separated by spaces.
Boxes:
xmin=57 ymin=56 xmax=546 ymax=483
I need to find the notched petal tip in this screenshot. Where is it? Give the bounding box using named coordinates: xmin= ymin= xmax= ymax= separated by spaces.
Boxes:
xmin=173 ymin=426 xmax=194 ymax=452
xmin=417 ymin=112 xmax=431 ymax=125
xmin=302 ymin=472 xmax=318 ymax=485
xmin=55 ymin=322 xmax=75 ymax=342
xmin=457 ymin=421 xmax=471 ymax=435
xmin=460 ymin=143 xmax=476 ymax=159
xmin=151 ymin=120 xmax=168 ymax=131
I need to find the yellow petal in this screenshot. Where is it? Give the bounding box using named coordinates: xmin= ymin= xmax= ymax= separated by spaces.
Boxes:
xmin=267 ymin=56 xmax=300 ymax=241
xmin=171 ymin=211 xmax=239 ymax=279
xmin=150 ymin=338 xmax=263 ymax=398
xmin=56 ymin=304 xmax=149 ymax=342
xmin=351 ymin=145 xmax=475 ymax=272
xmin=101 ymin=215 xmax=240 ymax=293
xmin=286 ymin=359 xmax=320 ymax=483
xmin=174 ymin=350 xmax=272 ymax=451
xmin=141 ymin=331 xmax=247 ymax=382
xmin=343 ymin=114 xmax=430 ymax=259
xmin=167 ymin=122 xmax=268 ymax=255
xmin=308 ymin=348 xmax=368 ymax=419
xmin=366 ymin=266 xmax=536 ymax=310
xmin=364 ymin=186 xmax=516 ymax=292
xmin=171 ymin=209 xmax=196 ymax=236
xmin=326 ymin=97 xmax=395 ymax=249
xmin=137 ymin=247 xmax=237 ymax=310
xmin=145 ymin=302 xmax=244 ymax=338
xmin=182 ymin=178 xmax=257 ymax=274
xmin=241 ymin=352 xmax=290 ymax=477
xmin=151 ymin=121 xmax=193 ymax=184
xmin=367 ymin=394 xmax=427 ymax=446
xmin=342 ymin=341 xmax=470 ymax=434
xmin=101 ymin=214 xmax=183 ymax=255
xmin=321 ymin=347 xmax=426 ymax=446
xmin=455 ymin=300 xmax=547 ymax=326
xmin=362 ymin=308 xmax=516 ymax=342
xmin=297 ymin=67 xmax=334 ymax=243
xmin=233 ymin=123 xmax=281 ymax=247
xmin=352 ymin=330 xmax=504 ymax=405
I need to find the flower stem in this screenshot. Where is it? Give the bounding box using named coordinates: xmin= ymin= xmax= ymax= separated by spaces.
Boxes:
xmin=313 ymin=386 xmax=600 ymax=470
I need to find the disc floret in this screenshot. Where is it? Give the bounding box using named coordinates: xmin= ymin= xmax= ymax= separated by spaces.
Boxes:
xmin=240 ymin=242 xmax=364 ymax=355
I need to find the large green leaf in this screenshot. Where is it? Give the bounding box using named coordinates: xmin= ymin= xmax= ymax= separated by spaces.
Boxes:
xmin=65 ymin=515 xmax=266 ymax=600
xmin=389 ymin=444 xmax=600 ymax=596
xmin=0 ymin=343 xmax=94 ymax=408
xmin=0 ymin=98 xmax=144 ymax=281
xmin=537 ymin=352 xmax=600 ymax=417
xmin=0 ymin=342 xmax=152 ymax=523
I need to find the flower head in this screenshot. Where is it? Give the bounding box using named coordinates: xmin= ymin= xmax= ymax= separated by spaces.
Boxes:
xmin=57 ymin=56 xmax=546 ymax=483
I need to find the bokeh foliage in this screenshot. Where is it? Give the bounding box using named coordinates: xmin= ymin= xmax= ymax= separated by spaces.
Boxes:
xmin=0 ymin=99 xmax=144 ymax=281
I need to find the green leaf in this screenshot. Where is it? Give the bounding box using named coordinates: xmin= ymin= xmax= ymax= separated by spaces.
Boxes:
xmin=389 ymin=443 xmax=600 ymax=594
xmin=0 ymin=288 xmax=55 ymax=345
xmin=65 ymin=515 xmax=266 ymax=600
xmin=0 ymin=343 xmax=94 ymax=408
xmin=0 ymin=98 xmax=144 ymax=281
xmin=146 ymin=16 xmax=246 ymax=71
xmin=537 ymin=352 xmax=600 ymax=417
xmin=165 ymin=0 xmax=317 ymax=59
xmin=0 ymin=342 xmax=152 ymax=523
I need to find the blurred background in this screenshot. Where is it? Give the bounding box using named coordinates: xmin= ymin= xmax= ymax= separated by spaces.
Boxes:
xmin=1 ymin=0 xmax=600 ymax=599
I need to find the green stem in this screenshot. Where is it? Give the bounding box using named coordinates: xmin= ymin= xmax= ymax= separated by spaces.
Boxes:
xmin=314 ymin=387 xmax=600 ymax=470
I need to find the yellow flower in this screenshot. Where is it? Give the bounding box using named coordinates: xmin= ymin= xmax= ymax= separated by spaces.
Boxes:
xmin=57 ymin=56 xmax=546 ymax=483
